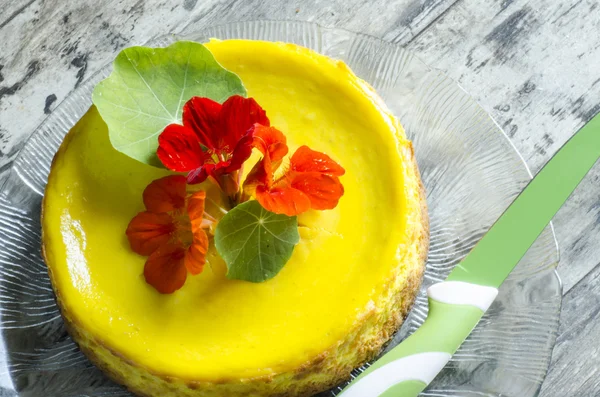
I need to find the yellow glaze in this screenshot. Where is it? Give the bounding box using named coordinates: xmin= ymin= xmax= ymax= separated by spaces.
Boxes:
xmin=43 ymin=40 xmax=424 ymax=388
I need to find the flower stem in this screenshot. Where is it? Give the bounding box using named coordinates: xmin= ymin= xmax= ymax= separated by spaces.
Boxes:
xmin=227 ymin=191 xmax=240 ymax=209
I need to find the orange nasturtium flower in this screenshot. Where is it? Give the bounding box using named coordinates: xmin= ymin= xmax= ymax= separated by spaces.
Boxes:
xmin=126 ymin=175 xmax=213 ymax=293
xmin=244 ymin=124 xmax=345 ymax=216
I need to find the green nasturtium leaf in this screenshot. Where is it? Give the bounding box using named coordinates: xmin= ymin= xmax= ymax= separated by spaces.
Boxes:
xmin=92 ymin=41 xmax=246 ymax=166
xmin=215 ymin=201 xmax=300 ymax=283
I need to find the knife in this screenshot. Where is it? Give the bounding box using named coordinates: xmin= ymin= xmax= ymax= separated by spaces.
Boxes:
xmin=339 ymin=113 xmax=600 ymax=397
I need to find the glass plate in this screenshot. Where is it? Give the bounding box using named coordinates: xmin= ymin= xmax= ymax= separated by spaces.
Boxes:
xmin=0 ymin=20 xmax=561 ymax=397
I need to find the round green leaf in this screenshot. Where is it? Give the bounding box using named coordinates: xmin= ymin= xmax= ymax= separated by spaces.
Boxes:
xmin=215 ymin=201 xmax=300 ymax=283
xmin=92 ymin=41 xmax=246 ymax=166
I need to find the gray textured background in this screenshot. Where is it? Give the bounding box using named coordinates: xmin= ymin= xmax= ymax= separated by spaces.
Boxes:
xmin=1 ymin=0 xmax=600 ymax=395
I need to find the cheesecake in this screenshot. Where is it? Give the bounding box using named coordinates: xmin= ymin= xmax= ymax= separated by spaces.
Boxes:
xmin=42 ymin=39 xmax=429 ymax=396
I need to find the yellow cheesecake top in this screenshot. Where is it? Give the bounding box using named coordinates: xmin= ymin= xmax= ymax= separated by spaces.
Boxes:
xmin=42 ymin=39 xmax=416 ymax=381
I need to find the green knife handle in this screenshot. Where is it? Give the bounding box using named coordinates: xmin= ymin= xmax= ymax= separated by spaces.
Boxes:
xmin=338 ymin=281 xmax=498 ymax=397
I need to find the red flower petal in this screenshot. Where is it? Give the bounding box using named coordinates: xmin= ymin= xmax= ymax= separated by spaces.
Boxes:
xmin=144 ymin=243 xmax=188 ymax=294
xmin=185 ymin=229 xmax=209 ymax=275
xmin=243 ymin=158 xmax=270 ymax=198
xmin=187 ymin=190 xmax=206 ymax=229
xmin=126 ymin=211 xmax=175 ymax=256
xmin=183 ymin=97 xmax=222 ymax=150
xmin=186 ymin=164 xmax=211 ymax=185
xmin=186 ymin=162 xmax=233 ymax=191
xmin=255 ymin=185 xmax=312 ymax=216
xmin=157 ymin=124 xmax=207 ymax=172
xmin=185 ymin=190 xmax=209 ymax=275
xmin=290 ymin=172 xmax=344 ymax=211
xmin=219 ymin=96 xmax=270 ymax=150
xmin=224 ymin=132 xmax=255 ymax=173
xmin=143 ymin=175 xmax=187 ymax=213
xmin=290 ymin=145 xmax=345 ymax=176
xmin=251 ymin=124 xmax=288 ymax=163
xmin=243 ymin=125 xmax=288 ymax=193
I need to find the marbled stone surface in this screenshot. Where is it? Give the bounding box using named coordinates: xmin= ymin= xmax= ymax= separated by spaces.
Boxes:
xmin=1 ymin=0 xmax=600 ymax=395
